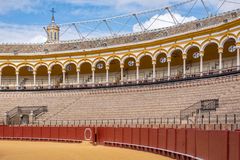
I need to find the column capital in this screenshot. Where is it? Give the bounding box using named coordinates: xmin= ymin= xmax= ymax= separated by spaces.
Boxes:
xmin=62 ymin=69 xmax=66 ymax=73
xmin=105 ymin=64 xmax=110 ymax=70
xmin=136 ymin=62 xmax=140 ymax=67
xmin=77 ymin=69 xmax=80 ymax=72
xmin=218 ymin=47 xmax=224 ymax=53
xmin=48 ymin=70 xmax=51 ymax=74
xmin=16 ymin=71 xmax=19 ymax=75
xmin=33 ymin=71 xmax=36 ymax=75
xmin=200 ymin=51 xmax=204 ymax=57
xmin=120 ymin=64 xmax=124 ymax=69
xmin=182 ymin=54 xmax=187 ymax=60
xmin=167 ymin=57 xmax=171 ymax=62
xmin=91 ymin=67 xmax=95 ymax=71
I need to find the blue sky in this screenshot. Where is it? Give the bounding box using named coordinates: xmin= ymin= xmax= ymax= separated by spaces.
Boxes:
xmin=0 ymin=0 xmax=239 ymax=43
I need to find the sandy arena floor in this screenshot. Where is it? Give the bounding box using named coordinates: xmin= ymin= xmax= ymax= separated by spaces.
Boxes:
xmin=0 ymin=141 xmax=172 ymax=160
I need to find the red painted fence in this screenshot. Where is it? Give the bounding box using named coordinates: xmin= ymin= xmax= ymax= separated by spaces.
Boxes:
xmin=0 ymin=125 xmax=239 ymax=160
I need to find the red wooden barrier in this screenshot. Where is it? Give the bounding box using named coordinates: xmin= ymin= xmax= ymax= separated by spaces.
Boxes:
xmin=167 ymin=128 xmax=176 ymax=151
xmin=229 ymin=131 xmax=240 ymax=160
xmin=3 ymin=126 xmax=14 ymax=137
xmin=176 ymin=129 xmax=186 ymax=154
xmin=59 ymin=127 xmax=68 ymax=139
xmin=196 ymin=130 xmax=209 ymax=160
xmin=208 ymin=130 xmax=228 ymax=160
xmin=158 ymin=128 xmax=167 ymax=149
xmin=114 ymin=127 xmax=123 ymax=143
xmin=132 ymin=128 xmax=140 ymax=145
xmin=186 ymin=129 xmax=196 ymax=157
xmin=106 ymin=127 xmax=115 ymax=142
xmin=67 ymin=127 xmax=77 ymax=140
xmin=50 ymin=126 xmax=59 ymax=139
xmin=97 ymin=127 xmax=106 ymax=143
xmin=22 ymin=126 xmax=32 ymax=138
xmin=149 ymin=128 xmax=158 ymax=148
xmin=13 ymin=126 xmax=23 ymax=138
xmin=0 ymin=125 xmax=4 ymax=137
xmin=76 ymin=127 xmax=85 ymax=140
xmin=123 ymin=128 xmax=132 ymax=144
xmin=32 ymin=126 xmax=42 ymax=138
xmin=41 ymin=127 xmax=51 ymax=139
xmin=140 ymin=128 xmax=149 ymax=146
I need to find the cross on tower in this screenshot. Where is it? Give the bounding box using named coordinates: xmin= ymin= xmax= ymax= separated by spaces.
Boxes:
xmin=50 ymin=8 xmax=56 ymax=23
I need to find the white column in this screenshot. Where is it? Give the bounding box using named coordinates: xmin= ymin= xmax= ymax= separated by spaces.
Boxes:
xmin=0 ymin=71 xmax=2 ymax=88
xmin=16 ymin=71 xmax=19 ymax=89
xmin=106 ymin=65 xmax=109 ymax=85
xmin=92 ymin=67 xmax=95 ymax=84
xmin=183 ymin=54 xmax=187 ymax=78
xmin=167 ymin=57 xmax=171 ymax=80
xmin=152 ymin=61 xmax=156 ymax=82
xmin=77 ymin=68 xmax=80 ymax=84
xmin=48 ymin=70 xmax=51 ymax=88
xmin=33 ymin=71 xmax=36 ymax=88
xmin=219 ymin=47 xmax=223 ymax=73
xmin=62 ymin=69 xmax=66 ymax=86
xmin=136 ymin=62 xmax=139 ymax=83
xmin=200 ymin=51 xmax=204 ymax=76
xmin=120 ymin=64 xmax=124 ymax=84
xmin=237 ymin=45 xmax=240 ymax=70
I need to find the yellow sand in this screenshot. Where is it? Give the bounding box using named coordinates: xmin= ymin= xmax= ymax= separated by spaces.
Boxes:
xmin=0 ymin=141 xmax=172 ymax=160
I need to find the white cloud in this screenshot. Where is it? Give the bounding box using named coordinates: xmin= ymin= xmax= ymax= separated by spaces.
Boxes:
xmin=133 ymin=13 xmax=197 ymax=32
xmin=0 ymin=0 xmax=40 ymax=15
xmin=0 ymin=22 xmax=46 ymax=43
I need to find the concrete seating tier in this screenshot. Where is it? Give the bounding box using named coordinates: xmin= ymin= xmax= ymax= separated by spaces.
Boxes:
xmin=0 ymin=73 xmax=240 ymax=123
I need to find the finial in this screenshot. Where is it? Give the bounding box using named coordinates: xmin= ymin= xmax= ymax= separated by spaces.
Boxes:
xmin=50 ymin=8 xmax=56 ymax=23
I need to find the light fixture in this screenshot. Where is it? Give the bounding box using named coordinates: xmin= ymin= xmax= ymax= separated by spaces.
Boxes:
xmin=97 ymin=63 xmax=104 ymax=69
xmin=228 ymin=45 xmax=236 ymax=53
xmin=128 ymin=60 xmax=135 ymax=67
xmin=193 ymin=52 xmax=200 ymax=59
xmin=160 ymin=57 xmax=167 ymax=63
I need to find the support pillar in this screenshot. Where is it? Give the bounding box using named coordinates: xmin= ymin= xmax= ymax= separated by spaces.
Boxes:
xmin=62 ymin=69 xmax=66 ymax=87
xmin=183 ymin=54 xmax=187 ymax=78
xmin=120 ymin=64 xmax=124 ymax=84
xmin=0 ymin=71 xmax=2 ymax=88
xmin=4 ymin=112 xmax=9 ymax=125
xmin=237 ymin=45 xmax=240 ymax=70
xmin=92 ymin=67 xmax=95 ymax=85
xmin=200 ymin=51 xmax=204 ymax=76
xmin=106 ymin=65 xmax=109 ymax=85
xmin=136 ymin=62 xmax=139 ymax=83
xmin=29 ymin=111 xmax=34 ymax=124
xmin=167 ymin=57 xmax=171 ymax=80
xmin=48 ymin=70 xmax=51 ymax=89
xmin=77 ymin=68 xmax=80 ymax=85
xmin=16 ymin=71 xmax=19 ymax=89
xmin=33 ymin=71 xmax=36 ymax=89
xmin=219 ymin=47 xmax=223 ymax=73
xmin=152 ymin=60 xmax=156 ymax=82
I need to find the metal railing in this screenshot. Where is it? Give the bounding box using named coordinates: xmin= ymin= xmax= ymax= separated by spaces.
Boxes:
xmin=22 ymin=112 xmax=240 ymax=127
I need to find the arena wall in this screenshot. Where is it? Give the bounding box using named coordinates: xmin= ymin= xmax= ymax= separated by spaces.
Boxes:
xmin=0 ymin=125 xmax=239 ymax=160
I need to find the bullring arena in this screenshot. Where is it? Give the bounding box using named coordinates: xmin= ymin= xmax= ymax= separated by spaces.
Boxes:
xmin=0 ymin=0 xmax=240 ymax=160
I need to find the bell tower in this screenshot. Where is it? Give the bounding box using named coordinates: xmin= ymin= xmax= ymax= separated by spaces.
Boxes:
xmin=46 ymin=8 xmax=60 ymax=43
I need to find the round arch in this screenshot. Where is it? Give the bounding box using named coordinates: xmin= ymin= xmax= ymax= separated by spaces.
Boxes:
xmin=121 ymin=54 xmax=137 ymax=64
xmin=200 ymin=38 xmax=220 ymax=51
xmin=153 ymin=49 xmax=168 ymax=60
xmin=220 ymin=34 xmax=237 ymax=47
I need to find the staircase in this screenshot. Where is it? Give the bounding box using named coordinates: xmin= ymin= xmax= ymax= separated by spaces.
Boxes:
xmin=5 ymin=106 xmax=48 ymax=125
xmin=180 ymin=99 xmax=219 ymax=124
